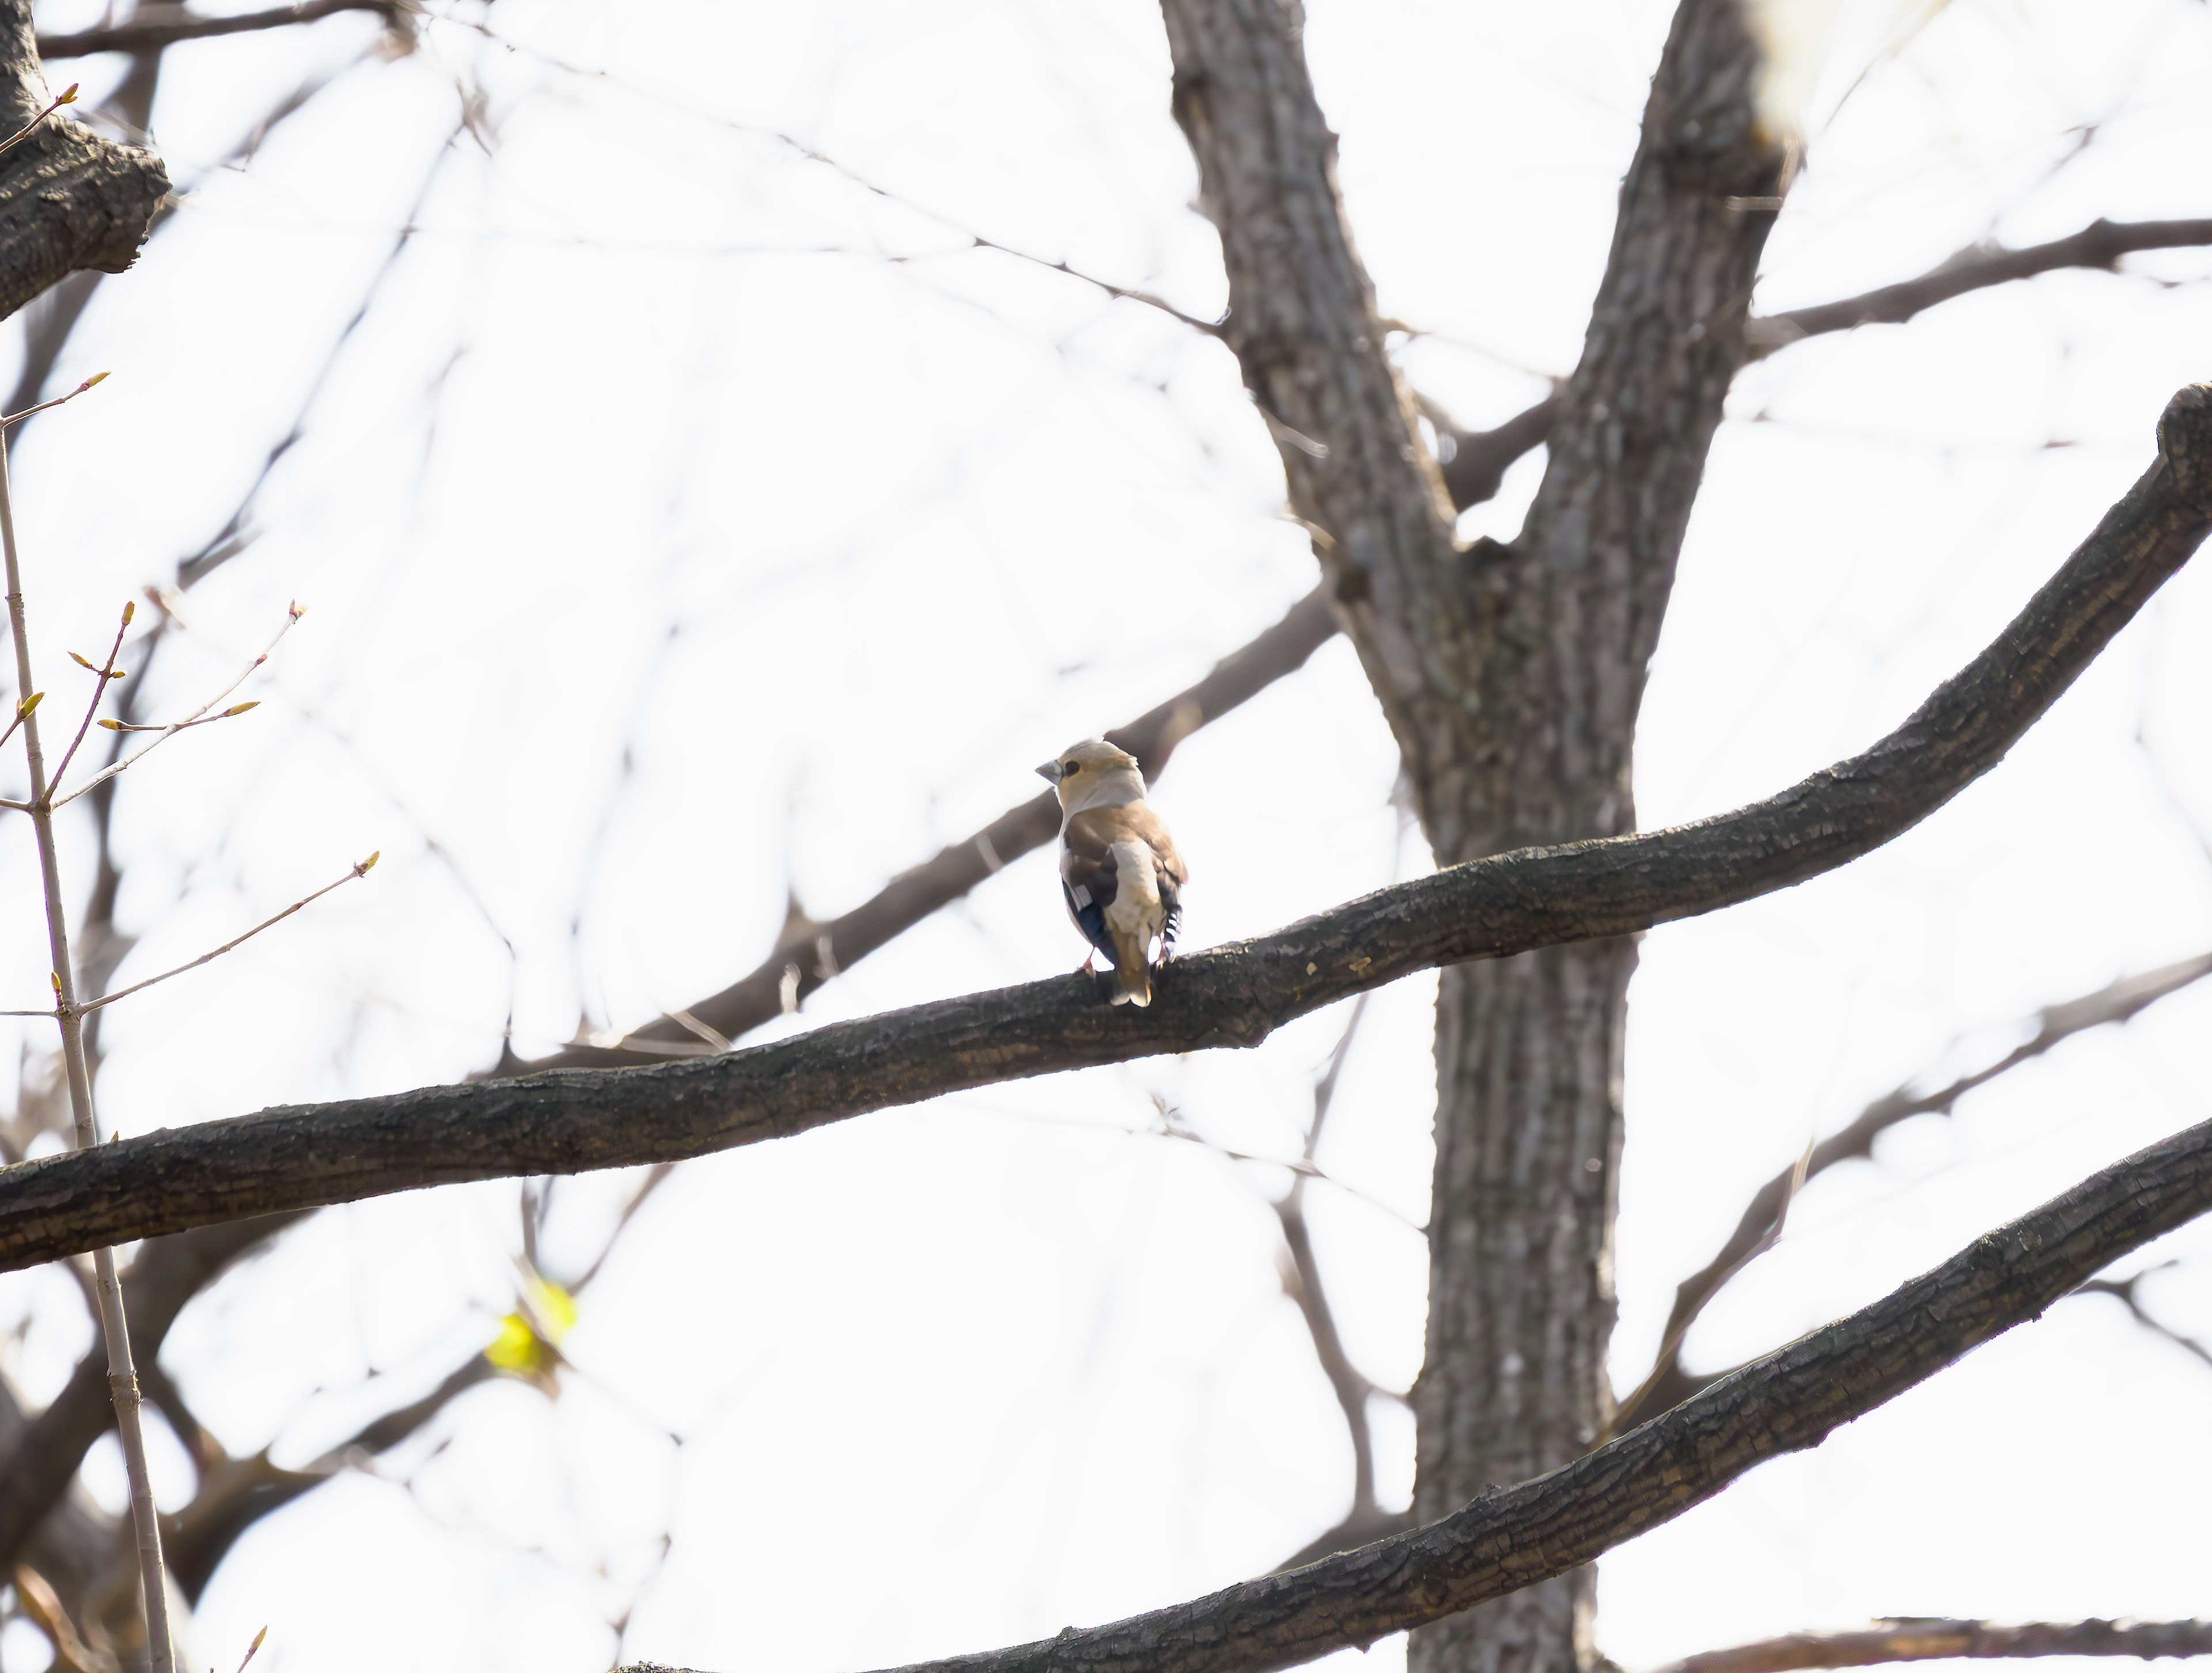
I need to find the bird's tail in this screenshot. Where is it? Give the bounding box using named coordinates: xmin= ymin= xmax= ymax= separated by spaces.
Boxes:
xmin=1109 ymin=931 xmax=1152 ymax=1007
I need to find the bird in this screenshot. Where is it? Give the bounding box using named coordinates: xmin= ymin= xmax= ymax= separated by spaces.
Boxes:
xmin=1037 ymin=737 xmax=1187 ymax=1006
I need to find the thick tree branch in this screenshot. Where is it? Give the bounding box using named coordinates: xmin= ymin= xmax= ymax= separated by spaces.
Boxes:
xmin=1646 ymin=1618 xmax=2212 ymax=1673
xmin=1611 ymin=948 xmax=2212 ymax=1432
xmin=525 ymin=582 xmax=1341 ymax=1071
xmin=518 ymin=217 xmax=2212 ymax=1075
xmin=0 ymin=384 xmax=2205 ymax=1267
xmin=37 ymin=1 xmax=404 ymax=60
xmin=607 ymin=1114 xmax=2212 ymax=1673
xmin=0 ymin=1 xmax=166 ymax=321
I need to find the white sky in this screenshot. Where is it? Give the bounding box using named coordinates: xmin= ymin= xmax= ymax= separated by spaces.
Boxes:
xmin=0 ymin=2 xmax=2208 ymax=1673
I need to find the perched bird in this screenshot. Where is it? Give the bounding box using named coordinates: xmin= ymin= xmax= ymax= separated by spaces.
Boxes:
xmin=1037 ymin=738 xmax=1187 ymax=1006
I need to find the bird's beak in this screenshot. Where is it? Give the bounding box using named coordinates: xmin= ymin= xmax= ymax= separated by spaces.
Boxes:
xmin=1035 ymin=761 xmax=1063 ymax=785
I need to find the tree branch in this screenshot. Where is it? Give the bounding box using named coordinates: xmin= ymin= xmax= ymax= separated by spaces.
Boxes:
xmin=1645 ymin=1618 xmax=2212 ymax=1673
xmin=608 ymin=1115 xmax=2212 ymax=1673
xmin=0 ymin=0 xmax=167 ymax=322
xmin=36 ymin=1 xmax=404 ymax=60
xmin=521 ymin=581 xmax=1341 ymax=1071
xmin=1611 ymin=948 xmax=2212 ymax=1433
xmin=513 ymin=217 xmax=2212 ymax=1073
xmin=1748 ymin=218 xmax=2212 ymax=354
xmin=1435 ymin=216 xmax=2212 ymax=517
xmin=0 ymin=383 xmax=2205 ymax=1267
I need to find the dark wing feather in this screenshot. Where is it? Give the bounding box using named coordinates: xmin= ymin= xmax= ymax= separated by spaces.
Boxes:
xmin=1060 ymin=820 xmax=1121 ymax=959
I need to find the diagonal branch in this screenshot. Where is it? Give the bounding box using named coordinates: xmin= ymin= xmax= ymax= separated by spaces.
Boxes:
xmin=1610 ymin=948 xmax=2212 ymax=1433
xmin=2 ymin=383 xmax=2207 ymax=1270
xmin=1748 ymin=217 xmax=2212 ymax=353
xmin=1435 ymin=215 xmax=2212 ymax=516
xmin=607 ymin=1114 xmax=2212 ymax=1673
xmin=37 ymin=1 xmax=405 ymax=60
xmin=1645 ymin=1618 xmax=2212 ymax=1673
xmin=524 ymin=582 xmax=1341 ymax=1071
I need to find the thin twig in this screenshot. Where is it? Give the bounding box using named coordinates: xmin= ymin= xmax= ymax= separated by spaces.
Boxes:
xmin=0 ymin=365 xmax=175 ymax=1673
xmin=53 ymin=603 xmax=303 ymax=809
xmin=82 ymin=854 xmax=378 ymax=1015
xmin=0 ymin=84 xmax=79 ymax=164
xmin=46 ymin=600 xmax=132 ymax=798
xmin=0 ymin=371 xmax=109 ymax=431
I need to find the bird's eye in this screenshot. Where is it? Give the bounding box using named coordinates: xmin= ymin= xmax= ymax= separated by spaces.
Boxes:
xmin=1063 ymin=761 xmax=1081 ymax=777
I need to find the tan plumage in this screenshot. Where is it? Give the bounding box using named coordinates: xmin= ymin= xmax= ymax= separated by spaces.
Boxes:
xmin=1037 ymin=738 xmax=1187 ymax=1006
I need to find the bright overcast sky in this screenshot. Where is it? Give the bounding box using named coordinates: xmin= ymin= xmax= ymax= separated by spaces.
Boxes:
xmin=1 ymin=3 xmax=2209 ymax=1673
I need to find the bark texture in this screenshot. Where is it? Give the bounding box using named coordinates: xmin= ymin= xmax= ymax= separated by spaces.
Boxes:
xmin=1 ymin=376 xmax=2205 ymax=1270
xmin=0 ymin=0 xmax=166 ymax=321
xmin=619 ymin=1114 xmax=2212 ymax=1673
xmin=1158 ymin=4 xmax=1787 ymax=1669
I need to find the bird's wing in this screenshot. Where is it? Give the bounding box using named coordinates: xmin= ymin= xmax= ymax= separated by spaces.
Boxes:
xmin=1069 ymin=803 xmax=1187 ymax=945
xmin=1060 ymin=816 xmax=1121 ymax=958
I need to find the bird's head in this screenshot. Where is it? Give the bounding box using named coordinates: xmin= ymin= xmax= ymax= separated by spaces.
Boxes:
xmin=1037 ymin=737 xmax=1145 ymax=812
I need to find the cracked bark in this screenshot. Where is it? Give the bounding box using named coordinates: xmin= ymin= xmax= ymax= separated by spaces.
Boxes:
xmin=0 ymin=0 xmax=167 ymax=323
xmin=1 ymin=376 xmax=2205 ymax=1270
xmin=1158 ymin=4 xmax=1787 ymax=1670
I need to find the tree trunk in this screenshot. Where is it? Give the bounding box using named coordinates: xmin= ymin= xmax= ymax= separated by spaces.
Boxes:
xmin=1159 ymin=3 xmax=1786 ymax=1671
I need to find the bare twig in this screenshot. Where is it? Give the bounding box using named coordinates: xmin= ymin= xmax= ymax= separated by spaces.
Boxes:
xmin=0 ymin=82 xmax=78 ymax=164
xmin=1643 ymin=1617 xmax=2212 ymax=1673
xmin=0 ymin=373 xmax=173 ymax=1673
xmin=46 ymin=600 xmax=131 ymax=798
xmin=81 ymin=853 xmax=378 ymax=1015
xmin=2073 ymin=1264 xmax=2212 ymax=1372
xmin=0 ymin=371 xmax=110 ymax=432
xmin=1433 ymin=216 xmax=2212 ymax=516
xmin=52 ymin=602 xmax=302 ymax=809
xmin=1611 ymin=947 xmax=2212 ymax=1433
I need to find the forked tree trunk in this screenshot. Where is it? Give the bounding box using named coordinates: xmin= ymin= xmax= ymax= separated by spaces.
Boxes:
xmin=1158 ymin=3 xmax=1786 ymax=1671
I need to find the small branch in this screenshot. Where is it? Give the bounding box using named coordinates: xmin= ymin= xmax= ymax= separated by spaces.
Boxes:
xmin=37 ymin=0 xmax=405 ymax=59
xmin=80 ymin=852 xmax=377 ymax=1015
xmin=1645 ymin=1617 xmax=2212 ymax=1673
xmin=52 ymin=601 xmax=302 ymax=809
xmin=0 ymin=342 xmax=173 ymax=1672
xmin=2073 ymin=1265 xmax=2212 ymax=1372
xmin=616 ymin=1117 xmax=2212 ymax=1673
xmin=1751 ymin=217 xmax=2212 ymax=353
xmin=0 ymin=81 xmax=76 ymax=164
xmin=1433 ymin=216 xmax=2212 ymax=516
xmin=0 ymin=368 xmax=107 ymax=429
xmin=1611 ymin=945 xmax=2212 ymax=1433
xmin=45 ymin=597 xmax=131 ymax=797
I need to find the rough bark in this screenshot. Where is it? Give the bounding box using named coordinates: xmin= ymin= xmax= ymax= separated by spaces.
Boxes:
xmin=615 ymin=1114 xmax=2212 ymax=1673
xmin=0 ymin=0 xmax=167 ymax=323
xmin=1 ymin=377 xmax=2205 ymax=1270
xmin=1157 ymin=4 xmax=1790 ymax=1671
